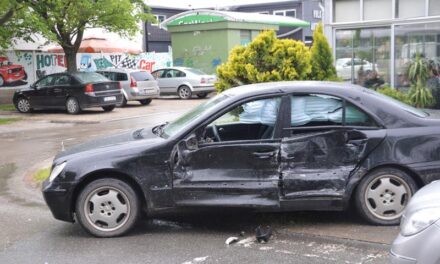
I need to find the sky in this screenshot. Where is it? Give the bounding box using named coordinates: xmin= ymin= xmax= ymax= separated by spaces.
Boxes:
xmin=144 ymin=0 xmax=286 ymax=9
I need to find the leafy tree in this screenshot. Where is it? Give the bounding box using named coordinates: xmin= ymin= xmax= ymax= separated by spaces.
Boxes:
xmin=408 ymin=53 xmax=435 ymax=108
xmin=0 ymin=1 xmax=36 ymax=49
xmin=20 ymin=0 xmax=153 ymax=72
xmin=309 ymin=22 xmax=337 ymax=81
xmin=215 ymin=30 xmax=311 ymax=92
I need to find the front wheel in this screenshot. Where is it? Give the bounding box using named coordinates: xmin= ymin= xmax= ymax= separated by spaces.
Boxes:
xmin=139 ymin=99 xmax=152 ymax=105
xmin=355 ymin=168 xmax=417 ymax=225
xmin=66 ymin=97 xmax=81 ymax=114
xmin=75 ymin=178 xmax=140 ymax=237
xmin=102 ymin=105 xmax=116 ymax=112
xmin=178 ymin=85 xmax=192 ymax=99
xmin=16 ymin=97 xmax=32 ymax=113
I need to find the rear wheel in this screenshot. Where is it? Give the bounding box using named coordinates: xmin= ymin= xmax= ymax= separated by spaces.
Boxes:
xmin=0 ymin=76 xmax=4 ymax=86
xmin=75 ymin=178 xmax=140 ymax=237
xmin=16 ymin=97 xmax=32 ymax=113
xmin=196 ymin=92 xmax=208 ymax=99
xmin=66 ymin=97 xmax=81 ymax=114
xmin=102 ymin=105 xmax=116 ymax=112
xmin=178 ymin=85 xmax=192 ymax=99
xmin=139 ymin=99 xmax=152 ymax=105
xmin=355 ymin=168 xmax=417 ymax=225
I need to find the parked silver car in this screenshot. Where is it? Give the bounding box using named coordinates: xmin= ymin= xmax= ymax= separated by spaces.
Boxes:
xmin=390 ymin=181 xmax=440 ymax=263
xmin=97 ymin=68 xmax=160 ymax=106
xmin=151 ymin=67 xmax=216 ymax=99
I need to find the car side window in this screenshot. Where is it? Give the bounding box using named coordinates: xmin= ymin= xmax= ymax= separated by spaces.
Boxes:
xmin=202 ymin=97 xmax=281 ymax=142
xmin=35 ymin=75 xmax=55 ymax=89
xmin=175 ymin=70 xmax=186 ymax=77
xmin=152 ymin=70 xmax=163 ymax=79
xmin=116 ymin=73 xmax=128 ymax=81
xmin=53 ymin=75 xmax=71 ymax=86
xmin=290 ymin=94 xmax=377 ymax=128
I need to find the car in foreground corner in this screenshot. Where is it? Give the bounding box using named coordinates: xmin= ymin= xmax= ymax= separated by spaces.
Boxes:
xmin=13 ymin=72 xmax=123 ymax=114
xmin=152 ymin=67 xmax=216 ymax=99
xmin=97 ymin=68 xmax=160 ymax=106
xmin=390 ymin=181 xmax=440 ymax=264
xmin=43 ymin=81 xmax=440 ymax=237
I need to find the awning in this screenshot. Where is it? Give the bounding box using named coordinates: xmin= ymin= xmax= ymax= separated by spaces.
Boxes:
xmin=161 ymin=9 xmax=310 ymax=30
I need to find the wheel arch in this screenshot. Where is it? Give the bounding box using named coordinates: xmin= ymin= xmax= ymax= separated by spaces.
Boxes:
xmin=71 ymin=169 xmax=147 ymax=214
xmin=178 ymin=82 xmax=193 ymax=91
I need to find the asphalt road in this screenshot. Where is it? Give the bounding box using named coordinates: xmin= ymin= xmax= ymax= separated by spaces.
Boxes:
xmin=0 ymin=100 xmax=391 ymax=264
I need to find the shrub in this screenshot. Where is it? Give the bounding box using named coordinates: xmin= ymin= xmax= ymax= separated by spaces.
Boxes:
xmin=376 ymin=87 xmax=411 ymax=105
xmin=407 ymin=53 xmax=435 ymax=108
xmin=309 ymin=23 xmax=338 ymax=81
xmin=215 ymin=30 xmax=311 ymax=92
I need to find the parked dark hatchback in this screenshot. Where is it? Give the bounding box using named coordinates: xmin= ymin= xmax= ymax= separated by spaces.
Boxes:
xmin=13 ymin=72 xmax=123 ymax=114
xmin=43 ymin=81 xmax=440 ymax=237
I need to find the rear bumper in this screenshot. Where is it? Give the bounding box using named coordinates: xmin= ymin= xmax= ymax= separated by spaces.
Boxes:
xmin=127 ymin=89 xmax=160 ymax=101
xmin=79 ymin=93 xmax=123 ymax=109
xmin=191 ymin=85 xmax=216 ymax=93
xmin=42 ymin=179 xmax=75 ymax=223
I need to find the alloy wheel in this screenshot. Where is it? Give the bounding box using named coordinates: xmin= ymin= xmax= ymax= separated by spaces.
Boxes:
xmin=178 ymin=86 xmax=191 ymax=99
xmin=364 ymin=175 xmax=411 ymax=221
xmin=83 ymin=186 xmax=131 ymax=232
xmin=17 ymin=98 xmax=30 ymax=113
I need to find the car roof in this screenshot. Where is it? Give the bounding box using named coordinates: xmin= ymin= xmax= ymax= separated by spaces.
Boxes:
xmin=98 ymin=68 xmax=149 ymax=73
xmin=152 ymin=67 xmax=195 ymax=72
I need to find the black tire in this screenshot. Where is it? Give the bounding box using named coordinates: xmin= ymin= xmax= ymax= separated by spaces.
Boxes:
xmin=66 ymin=97 xmax=81 ymax=114
xmin=178 ymin=85 xmax=192 ymax=99
xmin=139 ymin=99 xmax=152 ymax=105
xmin=16 ymin=97 xmax=32 ymax=113
xmin=0 ymin=75 xmax=4 ymax=87
xmin=354 ymin=168 xmax=417 ymax=225
xmin=117 ymin=96 xmax=127 ymax=107
xmin=196 ymin=92 xmax=208 ymax=99
xmin=23 ymin=71 xmax=28 ymax=80
xmin=75 ymin=178 xmax=140 ymax=237
xmin=102 ymin=105 xmax=116 ymax=112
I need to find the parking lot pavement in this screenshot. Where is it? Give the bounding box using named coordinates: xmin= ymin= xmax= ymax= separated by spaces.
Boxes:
xmin=0 ymin=96 xmax=209 ymax=124
xmin=0 ymin=96 xmax=397 ymax=263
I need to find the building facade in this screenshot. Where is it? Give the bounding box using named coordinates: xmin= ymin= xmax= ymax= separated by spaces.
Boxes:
xmin=323 ymin=0 xmax=440 ymax=90
xmin=146 ymin=1 xmax=323 ymax=52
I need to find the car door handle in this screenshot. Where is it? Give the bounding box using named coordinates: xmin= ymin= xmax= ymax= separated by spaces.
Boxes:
xmin=252 ymin=151 xmax=277 ymax=159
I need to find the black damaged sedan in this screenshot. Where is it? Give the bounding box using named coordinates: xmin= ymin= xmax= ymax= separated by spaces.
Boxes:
xmin=43 ymin=81 xmax=440 ymax=237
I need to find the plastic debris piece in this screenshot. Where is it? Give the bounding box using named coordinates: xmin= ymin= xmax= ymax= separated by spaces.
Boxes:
xmin=255 ymin=226 xmax=272 ymax=243
xmin=225 ymin=236 xmax=239 ymax=245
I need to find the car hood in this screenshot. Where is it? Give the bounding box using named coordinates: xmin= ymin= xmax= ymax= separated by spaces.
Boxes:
xmin=1 ymin=64 xmax=22 ymax=70
xmin=55 ymin=126 xmax=163 ymax=161
xmin=404 ymin=181 xmax=440 ymax=216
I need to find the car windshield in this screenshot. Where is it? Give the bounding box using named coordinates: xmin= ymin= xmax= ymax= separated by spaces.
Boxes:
xmin=131 ymin=71 xmax=154 ymax=81
xmin=185 ymin=68 xmax=207 ymax=75
xmin=366 ymin=89 xmax=428 ymax=118
xmin=161 ymin=94 xmax=230 ymax=138
xmin=73 ymin=72 xmax=109 ymax=83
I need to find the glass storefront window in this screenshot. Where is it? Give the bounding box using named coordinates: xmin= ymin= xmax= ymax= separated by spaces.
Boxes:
xmin=397 ymin=0 xmax=425 ymax=18
xmin=364 ymin=0 xmax=392 ymax=21
xmin=430 ymin=0 xmax=440 ymax=16
xmin=394 ymin=22 xmax=440 ymax=90
xmin=334 ymin=0 xmax=360 ymax=22
xmin=335 ymin=28 xmax=391 ymax=88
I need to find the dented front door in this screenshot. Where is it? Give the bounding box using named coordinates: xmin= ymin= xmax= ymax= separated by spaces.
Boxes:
xmin=280 ymin=129 xmax=368 ymax=200
xmin=172 ymin=140 xmax=281 ymax=208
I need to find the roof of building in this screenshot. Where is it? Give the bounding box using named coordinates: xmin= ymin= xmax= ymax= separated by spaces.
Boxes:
xmin=161 ymin=9 xmax=310 ymax=29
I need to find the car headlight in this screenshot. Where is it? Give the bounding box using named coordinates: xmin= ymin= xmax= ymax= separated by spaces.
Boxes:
xmin=49 ymin=162 xmax=66 ymax=182
xmin=400 ymin=207 xmax=440 ymax=236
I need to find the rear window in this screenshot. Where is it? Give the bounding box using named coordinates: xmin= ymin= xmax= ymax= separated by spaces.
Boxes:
xmin=185 ymin=68 xmax=207 ymax=75
xmin=73 ymin=72 xmax=109 ymax=83
xmin=131 ymin=71 xmax=154 ymax=81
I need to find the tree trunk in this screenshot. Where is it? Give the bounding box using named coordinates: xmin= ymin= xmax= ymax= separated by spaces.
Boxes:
xmin=64 ymin=49 xmax=77 ymax=73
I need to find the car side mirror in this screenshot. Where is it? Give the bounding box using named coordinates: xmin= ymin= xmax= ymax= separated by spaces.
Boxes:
xmin=185 ymin=134 xmax=199 ymax=151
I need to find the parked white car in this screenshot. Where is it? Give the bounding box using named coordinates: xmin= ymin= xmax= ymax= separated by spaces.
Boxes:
xmin=336 ymin=58 xmax=378 ymax=80
xmin=97 ymin=68 xmax=160 ymax=106
xmin=151 ymin=67 xmax=216 ymax=99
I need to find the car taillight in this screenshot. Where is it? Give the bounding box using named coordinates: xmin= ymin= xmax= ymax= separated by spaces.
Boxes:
xmin=200 ymin=78 xmax=206 ymax=84
xmin=84 ymin=84 xmax=94 ymax=95
xmin=130 ymin=76 xmax=137 ymax=88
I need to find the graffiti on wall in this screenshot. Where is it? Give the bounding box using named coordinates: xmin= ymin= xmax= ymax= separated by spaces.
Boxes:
xmin=0 ymin=51 xmax=173 ymax=89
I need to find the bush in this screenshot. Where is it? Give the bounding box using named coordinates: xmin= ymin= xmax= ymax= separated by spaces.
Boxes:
xmin=309 ymin=23 xmax=338 ymax=81
xmin=407 ymin=53 xmax=435 ymax=108
xmin=376 ymin=87 xmax=412 ymax=105
xmin=215 ymin=30 xmax=311 ymax=92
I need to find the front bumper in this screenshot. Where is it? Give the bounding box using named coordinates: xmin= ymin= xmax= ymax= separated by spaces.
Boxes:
xmin=42 ymin=179 xmax=75 ymax=223
xmin=390 ymin=222 xmax=440 ymax=264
